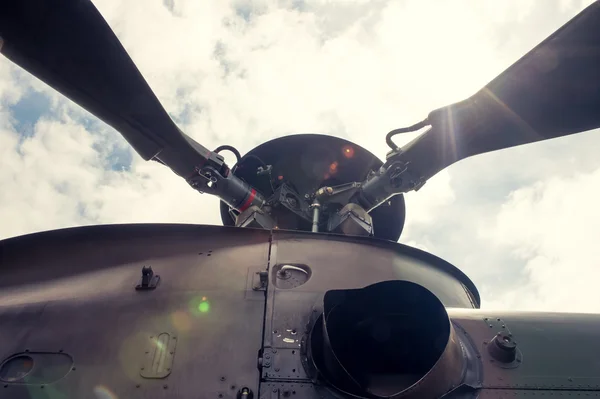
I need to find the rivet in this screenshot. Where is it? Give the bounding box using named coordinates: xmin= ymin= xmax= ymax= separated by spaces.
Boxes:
xmin=170 ymin=351 xmax=174 ymax=355
xmin=219 ymin=394 xmax=223 ymax=398
xmin=72 ymin=367 xmax=76 ymax=371
xmin=275 ymin=368 xmax=280 ymax=372
xmin=163 ymin=385 xmax=168 ymax=389
xmin=141 ymin=367 xmax=145 ymax=370
xmin=272 ymin=349 xmax=277 ymax=353
xmin=231 ymin=385 xmax=236 ymax=390
xmin=59 ymin=349 xmax=64 ymax=353
xmin=41 ymin=385 xmax=45 ymax=389
xmin=273 ymin=388 xmax=278 ymax=393
xmin=136 ymin=384 xmax=140 ymax=388
xmin=220 ymin=376 xmax=226 ymax=381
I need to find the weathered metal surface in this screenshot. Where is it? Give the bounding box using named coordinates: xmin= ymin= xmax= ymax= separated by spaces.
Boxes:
xmin=1 ymin=225 xmax=599 ymax=398
xmin=449 ymin=309 xmax=600 ymax=391
xmin=0 ymin=224 xmax=270 ymax=399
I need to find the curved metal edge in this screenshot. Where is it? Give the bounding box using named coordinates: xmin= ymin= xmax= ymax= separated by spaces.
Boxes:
xmin=395 ymin=323 xmax=465 ymax=399
xmin=0 ymin=223 xmax=479 ymax=309
xmin=272 ymin=229 xmax=480 ymax=309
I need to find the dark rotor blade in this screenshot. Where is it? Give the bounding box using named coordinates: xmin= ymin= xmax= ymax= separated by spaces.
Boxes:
xmin=0 ymin=0 xmax=211 ymax=176
xmin=401 ymin=1 xmax=600 ymax=182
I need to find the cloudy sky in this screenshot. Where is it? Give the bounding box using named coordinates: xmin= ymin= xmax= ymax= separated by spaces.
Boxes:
xmin=1 ymin=0 xmax=599 ymax=313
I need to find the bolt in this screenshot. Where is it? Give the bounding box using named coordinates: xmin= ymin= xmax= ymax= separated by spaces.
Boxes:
xmin=136 ymin=384 xmax=140 ymax=388
xmin=141 ymin=367 xmax=145 ymax=371
xmin=72 ymin=367 xmax=76 ymax=371
xmin=163 ymin=385 xmax=168 ymax=389
xmin=59 ymin=349 xmax=64 ymax=353
xmin=272 ymin=349 xmax=277 ymax=353
xmin=221 ymin=376 xmax=226 ymax=381
xmin=170 ymin=351 xmax=174 ymax=355
xmin=275 ymin=368 xmax=280 ymax=372
xmin=273 ymin=388 xmax=278 ymax=393
xmin=219 ymin=394 xmax=223 ymax=398
xmin=231 ymin=385 xmax=236 ymax=390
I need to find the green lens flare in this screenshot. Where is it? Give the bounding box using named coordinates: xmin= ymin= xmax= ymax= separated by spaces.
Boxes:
xmin=198 ymin=301 xmax=210 ymax=313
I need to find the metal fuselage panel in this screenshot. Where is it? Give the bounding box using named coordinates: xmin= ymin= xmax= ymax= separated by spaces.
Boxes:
xmin=0 ymin=224 xmax=599 ymax=398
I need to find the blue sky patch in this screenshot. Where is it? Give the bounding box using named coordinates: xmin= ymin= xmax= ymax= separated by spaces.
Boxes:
xmin=10 ymin=90 xmax=51 ymax=138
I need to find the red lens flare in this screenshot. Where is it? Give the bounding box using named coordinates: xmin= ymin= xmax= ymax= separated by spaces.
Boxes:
xmin=342 ymin=146 xmax=354 ymax=158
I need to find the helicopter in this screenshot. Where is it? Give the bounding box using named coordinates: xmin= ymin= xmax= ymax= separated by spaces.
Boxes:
xmin=1 ymin=1 xmax=600 ymax=398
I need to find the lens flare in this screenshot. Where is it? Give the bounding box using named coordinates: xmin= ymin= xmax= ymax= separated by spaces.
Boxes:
xmin=94 ymin=385 xmax=118 ymax=399
xmin=198 ymin=301 xmax=210 ymax=313
xmin=342 ymin=145 xmax=354 ymax=158
xmin=171 ymin=310 xmax=192 ymax=332
xmin=329 ymin=162 xmax=338 ymax=174
xmin=189 ymin=295 xmax=212 ymax=316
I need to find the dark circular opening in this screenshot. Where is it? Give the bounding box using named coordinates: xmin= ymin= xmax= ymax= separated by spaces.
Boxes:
xmin=309 ymin=281 xmax=451 ymax=398
xmin=0 ymin=355 xmax=34 ymax=382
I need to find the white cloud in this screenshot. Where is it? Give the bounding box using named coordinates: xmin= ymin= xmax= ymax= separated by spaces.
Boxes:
xmin=480 ymin=168 xmax=600 ymax=313
xmin=1 ymin=0 xmax=599 ymax=313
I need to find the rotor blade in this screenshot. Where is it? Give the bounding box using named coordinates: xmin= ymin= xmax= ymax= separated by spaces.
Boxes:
xmin=0 ymin=0 xmax=211 ymax=177
xmin=400 ymin=1 xmax=600 ymax=183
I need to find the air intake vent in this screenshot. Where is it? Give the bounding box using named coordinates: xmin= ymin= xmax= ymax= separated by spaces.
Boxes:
xmin=308 ymin=280 xmax=464 ymax=399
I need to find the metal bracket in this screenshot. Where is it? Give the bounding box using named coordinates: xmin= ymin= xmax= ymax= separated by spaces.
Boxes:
xmin=482 ymin=317 xmax=522 ymax=369
xmin=253 ymin=271 xmax=268 ymax=291
xmin=135 ymin=266 xmax=160 ymax=290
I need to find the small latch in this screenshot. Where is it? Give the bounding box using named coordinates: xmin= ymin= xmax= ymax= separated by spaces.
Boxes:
xmin=136 ymin=266 xmax=160 ymax=290
xmin=253 ymin=271 xmax=268 ymax=291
